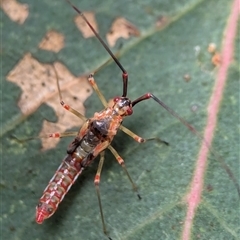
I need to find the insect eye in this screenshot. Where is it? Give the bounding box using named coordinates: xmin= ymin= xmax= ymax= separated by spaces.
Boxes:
xmin=127 ymin=107 xmax=133 ymax=115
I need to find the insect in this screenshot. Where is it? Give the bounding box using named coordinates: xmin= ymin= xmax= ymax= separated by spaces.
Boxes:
xmin=35 ymin=0 xmax=240 ymax=239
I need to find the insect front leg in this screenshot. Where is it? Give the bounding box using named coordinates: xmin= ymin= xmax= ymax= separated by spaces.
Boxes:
xmin=119 ymin=125 xmax=169 ymax=145
xmin=52 ymin=63 xmax=87 ymax=121
xmin=59 ymin=100 xmax=87 ymax=121
xmin=88 ymin=74 xmax=108 ymax=107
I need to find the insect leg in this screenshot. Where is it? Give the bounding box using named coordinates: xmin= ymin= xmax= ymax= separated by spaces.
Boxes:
xmin=47 ymin=131 xmax=78 ymax=138
xmin=52 ymin=64 xmax=87 ymax=121
xmin=94 ymin=151 xmax=112 ymax=240
xmin=60 ymin=101 xmax=87 ymax=121
xmin=108 ymin=145 xmax=141 ymax=199
xmin=88 ymin=74 xmax=108 ymax=107
xmin=119 ymin=125 xmax=169 ymax=145
xmin=12 ymin=131 xmax=78 ymax=143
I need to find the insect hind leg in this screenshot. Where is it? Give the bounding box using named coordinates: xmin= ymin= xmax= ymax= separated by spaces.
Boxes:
xmin=94 ymin=151 xmax=112 ymax=240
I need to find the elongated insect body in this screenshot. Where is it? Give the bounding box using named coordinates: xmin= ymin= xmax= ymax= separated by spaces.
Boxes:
xmin=36 ymin=97 xmax=133 ymax=224
xmin=34 ymin=1 xmax=239 ymax=239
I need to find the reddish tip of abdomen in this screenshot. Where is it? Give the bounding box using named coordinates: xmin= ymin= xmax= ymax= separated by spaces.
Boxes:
xmin=36 ymin=210 xmax=46 ymax=224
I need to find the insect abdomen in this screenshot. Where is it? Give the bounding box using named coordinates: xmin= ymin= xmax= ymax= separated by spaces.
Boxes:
xmin=36 ymin=131 xmax=101 ymax=223
xmin=41 ymin=154 xmax=82 ymax=205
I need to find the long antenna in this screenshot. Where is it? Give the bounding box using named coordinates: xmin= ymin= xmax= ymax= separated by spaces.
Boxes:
xmin=65 ymin=0 xmax=129 ymax=97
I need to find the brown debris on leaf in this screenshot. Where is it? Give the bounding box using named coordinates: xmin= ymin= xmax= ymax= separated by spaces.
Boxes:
xmin=211 ymin=52 xmax=221 ymax=66
xmin=207 ymin=43 xmax=217 ymax=53
xmin=0 ymin=0 xmax=29 ymax=24
xmin=155 ymin=16 xmax=169 ymax=29
xmin=38 ymin=30 xmax=65 ymax=53
xmin=106 ymin=17 xmax=140 ymax=47
xmin=74 ymin=11 xmax=98 ymax=38
xmin=207 ymin=43 xmax=221 ymax=67
xmin=183 ymin=74 xmax=191 ymax=82
xmin=7 ymin=53 xmax=92 ymax=150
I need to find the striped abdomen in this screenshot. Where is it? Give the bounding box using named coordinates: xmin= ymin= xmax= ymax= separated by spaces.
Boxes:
xmin=36 ymin=131 xmax=100 ymax=224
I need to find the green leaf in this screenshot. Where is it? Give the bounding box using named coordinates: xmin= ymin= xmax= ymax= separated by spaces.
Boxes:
xmin=1 ymin=0 xmax=239 ymax=239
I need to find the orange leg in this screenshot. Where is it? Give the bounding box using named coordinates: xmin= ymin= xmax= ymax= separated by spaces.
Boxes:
xmin=119 ymin=125 xmax=169 ymax=145
xmin=85 ymin=48 xmax=122 ymax=108
xmin=108 ymin=145 xmax=141 ymax=199
xmin=12 ymin=131 xmax=78 ymax=143
xmin=52 ymin=64 xmax=87 ymax=122
xmin=47 ymin=131 xmax=78 ymax=139
xmin=60 ymin=101 xmax=87 ymax=121
xmin=94 ymin=151 xmax=111 ymax=240
xmin=89 ymin=141 xmax=113 ymax=239
xmin=88 ymin=74 xmax=108 ymax=107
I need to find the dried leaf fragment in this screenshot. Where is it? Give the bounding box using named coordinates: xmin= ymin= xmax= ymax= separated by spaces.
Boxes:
xmin=155 ymin=16 xmax=169 ymax=29
xmin=106 ymin=17 xmax=140 ymax=47
xmin=7 ymin=53 xmax=58 ymax=116
xmin=0 ymin=0 xmax=29 ymax=24
xmin=39 ymin=62 xmax=92 ymax=150
xmin=38 ymin=30 xmax=65 ymax=53
xmin=74 ymin=11 xmax=98 ymax=38
xmin=7 ymin=53 xmax=92 ymax=150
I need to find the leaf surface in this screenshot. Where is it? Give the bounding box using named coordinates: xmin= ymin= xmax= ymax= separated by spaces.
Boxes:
xmin=1 ymin=0 xmax=239 ymax=239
